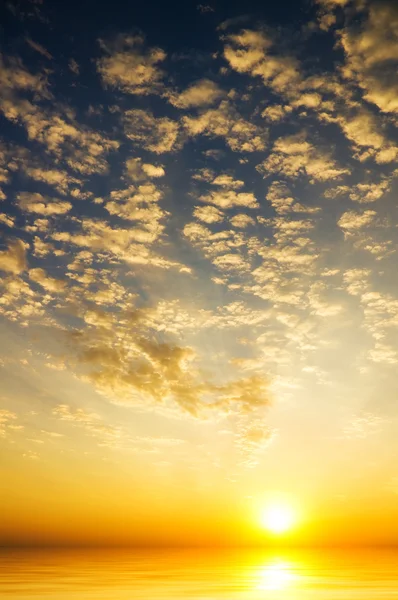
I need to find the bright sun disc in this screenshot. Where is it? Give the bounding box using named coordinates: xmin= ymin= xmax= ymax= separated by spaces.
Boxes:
xmin=262 ymin=503 xmax=295 ymax=534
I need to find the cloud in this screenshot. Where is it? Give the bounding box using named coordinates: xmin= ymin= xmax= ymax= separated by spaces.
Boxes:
xmin=257 ymin=132 xmax=349 ymax=182
xmin=0 ymin=56 xmax=119 ymax=170
xmin=338 ymin=209 xmax=377 ymax=234
xmin=25 ymin=38 xmax=52 ymax=60
xmin=29 ymin=268 xmax=66 ymax=293
xmin=182 ymin=100 xmax=267 ymax=152
xmin=212 ymin=252 xmax=251 ymax=272
xmin=123 ymin=109 xmax=180 ymax=153
xmin=0 ymin=53 xmax=50 ymax=98
xmin=230 ymin=214 xmax=255 ymax=228
xmin=193 ymin=205 xmax=224 ymax=223
xmin=234 ymin=420 xmax=275 ymax=467
xmin=197 ymin=4 xmax=215 ymax=13
xmin=211 ymin=174 xmax=244 ymax=188
xmin=22 ymin=167 xmax=81 ymax=195
xmin=349 ymin=180 xmax=391 ymax=203
xmin=0 ymin=238 xmax=27 ymax=274
xmin=342 ymin=412 xmax=385 ymax=439
xmin=315 ymin=0 xmax=351 ymax=31
xmin=68 ymin=58 xmax=79 ymax=74
xmin=0 ymin=214 xmax=15 ymax=228
xmin=368 ymin=343 xmax=398 ymax=365
xmin=327 ymin=109 xmax=398 ymax=164
xmin=17 ymin=192 xmax=72 ymax=215
xmin=266 ymin=181 xmax=320 ymax=214
xmin=52 ymin=218 xmax=186 ymax=271
xmin=125 ymin=158 xmax=165 ymax=181
xmin=199 ymin=189 xmax=259 ymax=209
xmin=223 ymin=29 xmax=301 ymax=95
xmin=167 ymin=79 xmax=223 ymax=108
xmin=53 ymin=404 xmax=124 ymax=447
xmin=339 ymin=1 xmax=398 ymax=114
xmin=97 ymin=34 xmax=166 ymax=95
xmin=214 ymin=374 xmax=271 ymax=413
xmin=343 ymin=268 xmax=370 ymax=296
xmin=104 ymin=183 xmax=167 ymax=242
xmin=261 ymin=104 xmax=292 ymax=122
xmin=0 ymin=409 xmax=18 ymax=436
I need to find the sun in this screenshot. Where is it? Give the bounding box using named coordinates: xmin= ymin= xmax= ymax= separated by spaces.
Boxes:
xmin=261 ymin=502 xmax=296 ymax=535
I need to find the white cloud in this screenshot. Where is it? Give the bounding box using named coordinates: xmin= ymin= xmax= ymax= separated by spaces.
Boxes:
xmin=17 ymin=192 xmax=72 ymax=215
xmin=97 ymin=34 xmax=165 ymax=95
xmin=123 ymin=109 xmax=180 ymax=153
xmin=338 ymin=209 xmax=377 ymax=233
xmin=339 ymin=2 xmax=398 ymax=114
xmin=193 ymin=205 xmax=224 ymax=223
xmin=257 ymin=132 xmax=349 ymax=182
xmin=182 ymin=100 xmax=267 ymax=152
xmin=199 ymin=189 xmax=259 ymax=209
xmin=168 ymin=79 xmax=223 ymax=108
xmin=0 ymin=238 xmax=27 ymax=274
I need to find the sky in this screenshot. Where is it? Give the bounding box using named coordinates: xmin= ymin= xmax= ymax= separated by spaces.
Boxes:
xmin=1 ymin=0 xmax=398 ymax=548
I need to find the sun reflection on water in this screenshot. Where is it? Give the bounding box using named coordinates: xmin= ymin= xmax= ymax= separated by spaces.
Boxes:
xmin=256 ymin=559 xmax=295 ymax=592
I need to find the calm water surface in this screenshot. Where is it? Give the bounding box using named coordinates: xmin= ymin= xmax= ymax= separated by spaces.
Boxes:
xmin=0 ymin=548 xmax=397 ymax=599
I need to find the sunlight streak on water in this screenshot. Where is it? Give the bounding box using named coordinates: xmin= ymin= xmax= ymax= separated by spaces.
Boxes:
xmin=0 ymin=548 xmax=397 ymax=599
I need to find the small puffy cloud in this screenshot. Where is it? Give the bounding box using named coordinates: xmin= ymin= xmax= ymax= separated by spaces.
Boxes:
xmin=25 ymin=38 xmax=52 ymax=60
xmin=223 ymin=29 xmax=301 ymax=95
xmin=97 ymin=34 xmax=166 ymax=95
xmin=261 ymin=104 xmax=292 ymax=122
xmin=342 ymin=412 xmax=385 ymax=439
xmin=292 ymin=93 xmax=323 ymax=109
xmin=338 ymin=209 xmax=376 ymax=233
xmin=52 ymin=218 xmax=185 ymax=270
xmin=215 ymin=374 xmax=271 ymax=412
xmin=17 ymin=192 xmax=72 ymax=215
xmin=0 ymin=238 xmax=27 ymax=274
xmin=68 ymin=58 xmax=79 ymax=74
xmin=193 ymin=205 xmax=224 ymax=223
xmin=0 ymin=410 xmax=18 ymax=436
xmin=0 ymin=60 xmax=119 ymax=170
xmin=230 ymin=213 xmax=255 ymax=228
xmin=314 ymin=0 xmax=350 ymax=31
xmin=53 ymin=404 xmax=123 ymax=446
xmin=123 ymin=109 xmax=180 ymax=153
xmin=368 ymin=343 xmax=398 ymax=365
xmin=266 ymin=181 xmax=320 ymax=215
xmin=125 ymin=157 xmax=165 ymax=181
xmin=235 ymin=420 xmax=275 ymax=467
xmin=343 ymin=268 xmax=370 ymax=296
xmin=211 ymin=174 xmax=244 ymax=189
xmin=257 ymin=132 xmax=349 ymax=182
xmin=168 ymin=79 xmax=223 ymax=108
xmin=142 ymin=163 xmax=165 ymax=178
xmin=0 ymin=54 xmax=50 ymax=98
xmin=182 ymin=100 xmax=267 ymax=152
xmin=330 ymin=110 xmax=398 ymax=164
xmin=23 ymin=167 xmax=81 ymax=195
xmin=29 ymin=268 xmax=66 ymax=293
xmin=0 ymin=213 xmax=15 ymax=228
xmin=339 ymin=2 xmax=398 ymax=114
xmin=197 ymin=4 xmax=214 ymax=13
xmin=104 ymin=183 xmax=166 ymax=241
xmin=212 ymin=252 xmax=250 ymax=272
xmin=199 ymin=189 xmax=259 ymax=209
xmin=349 ymin=180 xmax=391 ymax=203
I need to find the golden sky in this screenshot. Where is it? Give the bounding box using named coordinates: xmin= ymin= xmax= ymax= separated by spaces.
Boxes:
xmin=1 ymin=0 xmax=398 ymax=547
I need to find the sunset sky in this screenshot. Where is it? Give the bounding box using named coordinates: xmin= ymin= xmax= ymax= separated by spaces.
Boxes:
xmin=1 ymin=0 xmax=398 ymax=548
